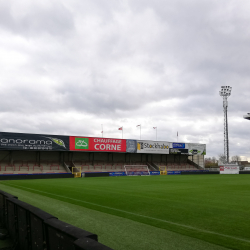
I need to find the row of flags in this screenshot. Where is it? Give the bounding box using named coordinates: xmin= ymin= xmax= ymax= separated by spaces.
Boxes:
xmin=102 ymin=125 xmax=178 ymax=140
xmin=117 ymin=126 xmax=157 ymax=131
xmin=102 ymin=126 xmax=178 ymax=134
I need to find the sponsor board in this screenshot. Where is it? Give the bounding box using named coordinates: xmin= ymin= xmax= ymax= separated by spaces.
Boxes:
xmin=172 ymin=143 xmax=185 ymax=149
xmin=167 ymin=171 xmax=181 ymax=175
xmin=245 ymin=167 xmax=250 ymax=171
xmin=109 ymin=172 xmax=126 ymax=176
xmin=126 ymin=140 xmax=137 ymax=153
xmin=220 ymin=165 xmax=239 ymax=174
xmin=126 ymin=171 xmax=150 ymax=176
xmin=137 ymin=140 xmax=170 ymax=154
xmin=70 ymin=136 xmax=126 ymax=152
xmin=0 ymin=132 xmax=69 ymax=151
xmin=150 ymin=171 xmax=160 ymax=175
xmin=188 ymin=143 xmax=206 ymax=155
xmin=181 ymin=170 xmax=209 ymax=172
xmin=169 ymin=148 xmax=189 ymax=154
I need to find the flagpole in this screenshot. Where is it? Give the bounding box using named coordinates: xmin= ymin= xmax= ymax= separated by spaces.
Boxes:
xmin=140 ymin=125 xmax=141 ymax=140
xmin=177 ymin=131 xmax=178 ymax=142
xmin=137 ymin=125 xmax=141 ymax=139
xmin=122 ymin=126 xmax=123 ymax=139
xmin=102 ymin=124 xmax=103 ymax=138
xmin=153 ymin=127 xmax=157 ymax=141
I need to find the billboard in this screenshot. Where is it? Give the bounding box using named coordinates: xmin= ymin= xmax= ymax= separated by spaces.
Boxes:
xmin=70 ymin=137 xmax=126 ymax=152
xmin=0 ymin=132 xmax=69 ymax=151
xmin=188 ymin=143 xmax=206 ymax=155
xmin=220 ymin=165 xmax=239 ymax=174
xmin=137 ymin=140 xmax=170 ymax=154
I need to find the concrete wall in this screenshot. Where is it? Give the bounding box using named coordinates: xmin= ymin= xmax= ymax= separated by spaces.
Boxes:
xmin=188 ymin=155 xmax=204 ymax=168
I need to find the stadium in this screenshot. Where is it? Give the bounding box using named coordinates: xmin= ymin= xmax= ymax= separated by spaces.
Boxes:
xmin=0 ymin=132 xmax=205 ymax=177
xmin=0 ymin=131 xmax=250 ymax=250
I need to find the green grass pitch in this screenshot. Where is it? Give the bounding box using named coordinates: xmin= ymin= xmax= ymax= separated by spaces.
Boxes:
xmin=0 ymin=175 xmax=250 ymax=250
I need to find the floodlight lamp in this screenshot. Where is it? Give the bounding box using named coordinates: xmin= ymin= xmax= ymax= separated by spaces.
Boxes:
xmin=219 ymin=86 xmax=232 ymax=97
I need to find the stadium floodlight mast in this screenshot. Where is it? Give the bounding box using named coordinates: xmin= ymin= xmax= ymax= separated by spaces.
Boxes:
xmin=219 ymin=86 xmax=232 ymax=163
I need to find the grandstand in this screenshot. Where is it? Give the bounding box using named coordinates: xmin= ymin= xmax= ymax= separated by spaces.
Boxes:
xmin=0 ymin=151 xmax=70 ymax=175
xmin=0 ymin=161 xmax=67 ymax=175
xmin=70 ymin=155 xmax=201 ymax=174
xmin=0 ymin=132 xmax=205 ymax=177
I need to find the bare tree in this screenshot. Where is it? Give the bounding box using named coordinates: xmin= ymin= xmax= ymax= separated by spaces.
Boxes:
xmin=218 ymin=154 xmax=227 ymax=164
xmin=205 ymin=157 xmax=218 ymax=168
xmin=231 ymin=155 xmax=241 ymax=163
xmin=212 ymin=157 xmax=218 ymax=164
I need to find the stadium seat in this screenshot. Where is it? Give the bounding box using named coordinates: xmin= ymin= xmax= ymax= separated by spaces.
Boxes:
xmin=50 ymin=163 xmax=60 ymax=170
xmin=5 ymin=164 xmax=14 ymax=171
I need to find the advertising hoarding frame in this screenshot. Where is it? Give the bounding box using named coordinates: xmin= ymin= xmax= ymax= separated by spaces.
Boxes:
xmin=137 ymin=140 xmax=170 ymax=154
xmin=0 ymin=132 xmax=206 ymax=158
xmin=0 ymin=132 xmax=69 ymax=151
xmin=69 ymin=136 xmax=127 ymax=153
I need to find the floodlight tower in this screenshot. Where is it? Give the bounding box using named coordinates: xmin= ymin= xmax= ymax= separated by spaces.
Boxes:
xmin=219 ymin=86 xmax=232 ymax=163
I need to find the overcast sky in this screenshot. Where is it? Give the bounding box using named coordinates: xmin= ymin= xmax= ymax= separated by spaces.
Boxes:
xmin=0 ymin=0 xmax=250 ymax=159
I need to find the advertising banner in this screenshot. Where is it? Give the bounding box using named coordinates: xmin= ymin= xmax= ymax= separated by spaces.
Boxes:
xmin=169 ymin=148 xmax=189 ymax=154
xmin=126 ymin=140 xmax=137 ymax=153
xmin=137 ymin=140 xmax=170 ymax=154
xmin=167 ymin=171 xmax=181 ymax=175
xmin=181 ymin=170 xmax=208 ymax=172
xmin=0 ymin=132 xmax=69 ymax=151
xmin=220 ymin=165 xmax=239 ymax=174
xmin=126 ymin=171 xmax=150 ymax=176
xmin=109 ymin=172 xmax=126 ymax=177
xmin=70 ymin=136 xmax=126 ymax=152
xmin=150 ymin=171 xmax=160 ymax=175
xmin=188 ymin=143 xmax=206 ymax=155
xmin=172 ymin=143 xmax=185 ymax=149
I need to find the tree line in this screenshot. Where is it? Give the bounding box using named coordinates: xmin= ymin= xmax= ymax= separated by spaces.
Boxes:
xmin=205 ymin=155 xmax=242 ymax=168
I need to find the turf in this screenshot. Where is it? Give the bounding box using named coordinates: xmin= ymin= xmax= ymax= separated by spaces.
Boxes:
xmin=0 ymin=238 xmax=12 ymax=249
xmin=0 ymin=175 xmax=250 ymax=250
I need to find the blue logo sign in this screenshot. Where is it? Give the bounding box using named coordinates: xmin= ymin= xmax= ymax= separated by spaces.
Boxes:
xmin=172 ymin=143 xmax=185 ymax=148
xmin=167 ymin=171 xmax=181 ymax=175
xmin=150 ymin=171 xmax=160 ymax=175
xmin=109 ymin=172 xmax=126 ymax=176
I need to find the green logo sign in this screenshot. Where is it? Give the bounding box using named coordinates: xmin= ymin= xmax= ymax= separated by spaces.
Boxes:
xmin=75 ymin=138 xmax=89 ymax=149
xmin=48 ymin=137 xmax=66 ymax=148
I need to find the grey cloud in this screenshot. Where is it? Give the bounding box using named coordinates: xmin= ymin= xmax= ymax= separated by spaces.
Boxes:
xmin=0 ymin=0 xmax=250 ymax=159
xmin=0 ymin=1 xmax=75 ymax=37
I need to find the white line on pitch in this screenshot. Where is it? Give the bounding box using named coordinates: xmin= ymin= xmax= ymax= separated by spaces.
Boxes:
xmin=5 ymin=183 xmax=250 ymax=244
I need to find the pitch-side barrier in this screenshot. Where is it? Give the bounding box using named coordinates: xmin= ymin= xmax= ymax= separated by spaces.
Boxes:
xmin=0 ymin=190 xmax=113 ymax=250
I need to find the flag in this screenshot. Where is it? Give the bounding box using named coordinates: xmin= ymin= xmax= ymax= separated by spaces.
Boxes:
xmin=153 ymin=127 xmax=157 ymax=129
xmin=136 ymin=125 xmax=140 ymax=127
xmin=118 ymin=127 xmax=123 ymax=130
